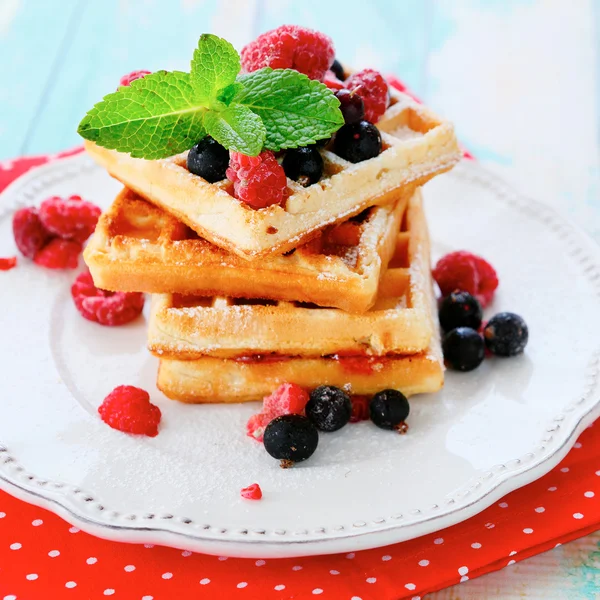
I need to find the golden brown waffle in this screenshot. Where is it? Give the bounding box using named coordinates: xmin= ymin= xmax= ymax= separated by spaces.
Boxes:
xmin=84 ymin=186 xmax=410 ymax=313
xmin=148 ymin=189 xmax=435 ymax=359
xmin=85 ymin=88 xmax=460 ymax=260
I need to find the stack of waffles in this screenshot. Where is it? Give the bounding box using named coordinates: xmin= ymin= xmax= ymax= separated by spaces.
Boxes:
xmin=84 ymin=87 xmax=461 ymax=403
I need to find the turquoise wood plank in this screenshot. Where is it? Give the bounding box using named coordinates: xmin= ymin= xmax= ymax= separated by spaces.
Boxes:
xmin=0 ymin=0 xmax=82 ymax=159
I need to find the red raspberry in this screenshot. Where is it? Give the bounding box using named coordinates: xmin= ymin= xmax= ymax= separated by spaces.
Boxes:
xmin=241 ymin=25 xmax=334 ymax=81
xmin=98 ymin=385 xmax=161 ymax=437
xmin=246 ymin=412 xmax=272 ymax=442
xmin=12 ymin=207 xmax=53 ymax=259
xmin=240 ymin=483 xmax=263 ymax=500
xmin=345 ymin=69 xmax=389 ymax=124
xmin=226 ymin=151 xmax=288 ymax=209
xmin=323 ymin=70 xmax=344 ymax=90
xmin=71 ymin=270 xmax=145 ymax=326
xmin=349 ymin=395 xmax=370 ymax=423
xmin=34 ymin=239 xmax=82 ymax=269
xmin=38 ymin=195 xmax=101 ymax=244
xmin=433 ymin=251 xmax=499 ymax=308
xmin=119 ymin=70 xmax=151 ymax=87
xmin=0 ymin=257 xmax=17 ymax=271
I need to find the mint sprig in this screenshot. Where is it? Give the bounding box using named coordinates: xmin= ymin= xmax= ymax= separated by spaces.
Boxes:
xmin=77 ymin=34 xmax=343 ymax=159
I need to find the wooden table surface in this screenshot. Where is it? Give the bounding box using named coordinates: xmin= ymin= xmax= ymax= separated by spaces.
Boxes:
xmin=1 ymin=0 xmax=599 ymax=596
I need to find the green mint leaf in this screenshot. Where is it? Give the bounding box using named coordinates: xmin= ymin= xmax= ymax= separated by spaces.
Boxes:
xmin=203 ymin=105 xmax=266 ymax=156
xmin=217 ymin=82 xmax=243 ymax=106
xmin=191 ymin=34 xmax=240 ymax=105
xmin=77 ymin=71 xmax=207 ymax=159
xmin=235 ymin=68 xmax=344 ymax=151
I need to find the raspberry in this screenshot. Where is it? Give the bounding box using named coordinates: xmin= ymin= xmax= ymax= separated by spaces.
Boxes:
xmin=98 ymin=385 xmax=161 ymax=437
xmin=119 ymin=70 xmax=151 ymax=87
xmin=349 ymin=395 xmax=370 ymax=423
xmin=39 ymin=195 xmax=101 ymax=243
xmin=323 ymin=70 xmax=344 ymax=90
xmin=71 ymin=270 xmax=145 ymax=326
xmin=433 ymin=251 xmax=499 ymax=308
xmin=241 ymin=25 xmax=334 ymax=81
xmin=34 ymin=239 xmax=82 ymax=269
xmin=246 ymin=412 xmax=272 ymax=442
xmin=226 ymin=151 xmax=288 ymax=209
xmin=0 ymin=257 xmax=17 ymax=271
xmin=12 ymin=207 xmax=53 ymax=259
xmin=345 ymin=69 xmax=389 ymax=124
xmin=240 ymin=483 xmax=263 ymax=500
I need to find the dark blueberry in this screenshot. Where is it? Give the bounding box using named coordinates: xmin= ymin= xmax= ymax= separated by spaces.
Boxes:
xmin=484 ymin=312 xmax=529 ymax=357
xmin=369 ymin=389 xmax=410 ymax=433
xmin=263 ymin=414 xmax=319 ymax=468
xmin=306 ymin=385 xmax=352 ymax=432
xmin=330 ymin=58 xmax=345 ymax=81
xmin=282 ymin=146 xmax=324 ymax=187
xmin=186 ymin=136 xmax=229 ymax=182
xmin=314 ymin=137 xmax=331 ymax=148
xmin=335 ymin=89 xmax=365 ymax=125
xmin=333 ymin=121 xmax=382 ymax=163
xmin=439 ymin=291 xmax=483 ymax=332
xmin=442 ymin=327 xmax=485 ymax=372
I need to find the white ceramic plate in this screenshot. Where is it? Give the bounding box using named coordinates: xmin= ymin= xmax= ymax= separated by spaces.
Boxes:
xmin=1 ymin=154 xmax=599 ymax=558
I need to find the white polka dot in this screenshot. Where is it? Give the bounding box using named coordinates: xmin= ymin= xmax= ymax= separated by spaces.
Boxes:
xmin=162 ymin=572 xmax=173 ymax=579
xmin=418 ymin=560 xmax=429 ymax=567
xmin=584 ymin=491 xmax=595 ymax=498
xmin=142 ymin=597 xmax=153 ymax=600
xmin=405 ymin=583 xmax=416 ymax=590
xmin=292 ymin=565 xmax=303 ymax=571
xmin=485 ymin=522 xmax=495 ymax=529
xmin=237 ymin=582 xmax=247 ymax=589
xmin=4 ymin=596 xmax=16 ymax=600
xmin=200 ymin=578 xmax=210 ymax=585
xmin=346 ymin=552 xmax=355 ymax=559
xmin=498 ymin=502 xmax=508 ymax=508
xmin=32 ymin=519 xmax=43 ymax=526
xmin=124 ymin=565 xmax=135 ymax=572
xmin=329 ymin=570 xmax=340 ymax=575
xmin=255 ymin=559 xmax=265 ymax=566
xmin=65 ymin=581 xmax=77 ymax=588
xmin=508 ymin=559 xmax=516 ymax=566
xmin=548 ymin=486 xmax=557 ymax=492
xmin=412 ymin=597 xmax=421 ymax=600
xmin=523 ymin=528 xmax=534 ymax=534
xmin=366 ymin=577 xmax=376 ymax=583
xmin=181 ymin=550 xmax=192 ymax=557
xmin=86 ymin=557 xmax=97 ymax=565
xmin=433 ymin=537 xmax=444 ymax=544
xmin=0 ymin=512 xmax=6 ymax=518
xmin=535 ymin=506 xmax=545 ymax=513
xmin=48 ymin=550 xmax=60 ymax=557
xmin=381 ymin=555 xmax=392 ymax=561
xmin=274 ymin=585 xmax=285 ymax=591
xmin=595 ymin=470 xmax=600 ymax=476
xmin=509 ymin=550 xmax=517 ymax=556
xmin=574 ymin=512 xmax=584 ymax=519
xmin=103 ymin=591 xmax=115 ymax=596
xmin=560 ymin=467 xmax=569 ymax=473
xmin=471 ymin=542 xmax=482 ymax=549
xmin=351 ymin=597 xmax=362 ymax=600
xmin=26 ymin=574 xmax=38 ymax=581
xmin=574 ymin=442 xmax=582 ymax=448
xmin=458 ymin=566 xmax=469 ymax=576
xmin=144 ymin=544 xmax=154 ymax=548
xmin=68 ymin=527 xmax=80 ymax=533
xmin=10 ymin=543 xmax=21 ymax=550
xmin=218 ymin=556 xmax=228 ymax=561
xmin=555 ymin=543 xmax=562 ymax=548
xmin=312 ymin=589 xmax=323 ymax=595
xmin=460 ymin=576 xmax=469 ymax=582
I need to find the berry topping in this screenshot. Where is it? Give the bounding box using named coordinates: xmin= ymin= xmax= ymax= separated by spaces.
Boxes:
xmin=433 ymin=251 xmax=499 ymax=308
xmin=71 ymin=270 xmax=145 ymax=326
xmin=439 ymin=291 xmax=483 ymax=333
xmin=305 ymin=385 xmax=352 ymax=432
xmin=345 ymin=69 xmax=389 ymax=124
xmin=98 ymin=385 xmax=161 ymax=437
xmin=282 ymin=146 xmax=324 ymax=187
xmin=333 ymin=120 xmax=382 ymax=163
xmin=226 ymin=151 xmax=288 ymax=209
xmin=350 ymin=395 xmax=371 ymax=423
xmin=12 ymin=207 xmax=52 ymax=259
xmin=34 ymin=239 xmax=82 ymax=269
xmin=241 ymin=25 xmax=335 ymax=81
xmin=335 ymin=89 xmax=365 ymax=125
xmin=442 ymin=327 xmax=485 ymax=372
xmin=323 ymin=70 xmax=345 ymax=90
xmin=484 ymin=312 xmax=529 ymax=357
xmin=263 ymin=414 xmax=319 ymax=468
xmin=330 ymin=58 xmax=345 ymax=81
xmin=186 ymin=136 xmax=229 ymax=183
xmin=38 ymin=195 xmax=101 ymax=243
xmin=240 ymin=483 xmax=263 ymax=500
xmin=119 ymin=70 xmax=151 ymax=87
xmin=0 ymin=257 xmax=17 ymax=271
xmin=369 ymin=389 xmax=410 ymax=433
xmin=246 ymin=412 xmax=273 ymax=442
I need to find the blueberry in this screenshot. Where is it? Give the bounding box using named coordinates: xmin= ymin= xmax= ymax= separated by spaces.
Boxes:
xmin=305 ymin=386 xmax=352 ymax=432
xmin=282 ymin=146 xmax=324 ymax=187
xmin=484 ymin=312 xmax=529 ymax=357
xmin=439 ymin=291 xmax=483 ymax=332
xmin=333 ymin=121 xmax=382 ymax=163
xmin=314 ymin=137 xmax=331 ymax=148
xmin=335 ymin=89 xmax=365 ymax=125
xmin=330 ymin=58 xmax=345 ymax=81
xmin=186 ymin=136 xmax=229 ymax=182
xmin=263 ymin=414 xmax=319 ymax=468
xmin=442 ymin=327 xmax=485 ymax=372
xmin=369 ymin=389 xmax=410 ymax=433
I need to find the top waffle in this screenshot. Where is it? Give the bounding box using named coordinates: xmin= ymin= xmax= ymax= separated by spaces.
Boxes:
xmin=85 ymin=88 xmax=460 ymax=260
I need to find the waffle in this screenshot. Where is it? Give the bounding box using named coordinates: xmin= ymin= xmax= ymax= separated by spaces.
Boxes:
xmin=84 ymin=185 xmax=411 ymax=313
xmin=85 ymin=88 xmax=460 ymax=260
xmin=148 ymin=189 xmax=435 ymax=359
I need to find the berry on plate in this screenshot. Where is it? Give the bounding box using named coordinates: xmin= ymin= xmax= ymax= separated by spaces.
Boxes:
xmin=305 ymin=385 xmax=352 ymax=432
xmin=369 ymin=389 xmax=410 ymax=433
xmin=282 ymin=146 xmax=324 ymax=187
xmin=335 ymin=89 xmax=365 ymax=125
xmin=34 ymin=239 xmax=82 ymax=269
xmin=98 ymin=385 xmax=161 ymax=437
xmin=345 ymin=69 xmax=389 ymax=124
xmin=263 ymin=414 xmax=319 ymax=468
xmin=119 ymin=70 xmax=151 ymax=87
xmin=0 ymin=256 xmax=17 ymax=271
xmin=442 ymin=327 xmax=485 ymax=372
xmin=12 ymin=207 xmax=53 ymax=259
xmin=187 ymin=137 xmax=229 ymax=183
xmin=439 ymin=290 xmax=483 ymax=332
xmin=329 ymin=58 xmax=345 ymax=81
xmin=38 ymin=195 xmax=101 ymax=243
xmin=240 ymin=483 xmax=263 ymax=500
xmin=333 ymin=120 xmax=382 ymax=163
xmin=484 ymin=312 xmax=529 ymax=357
